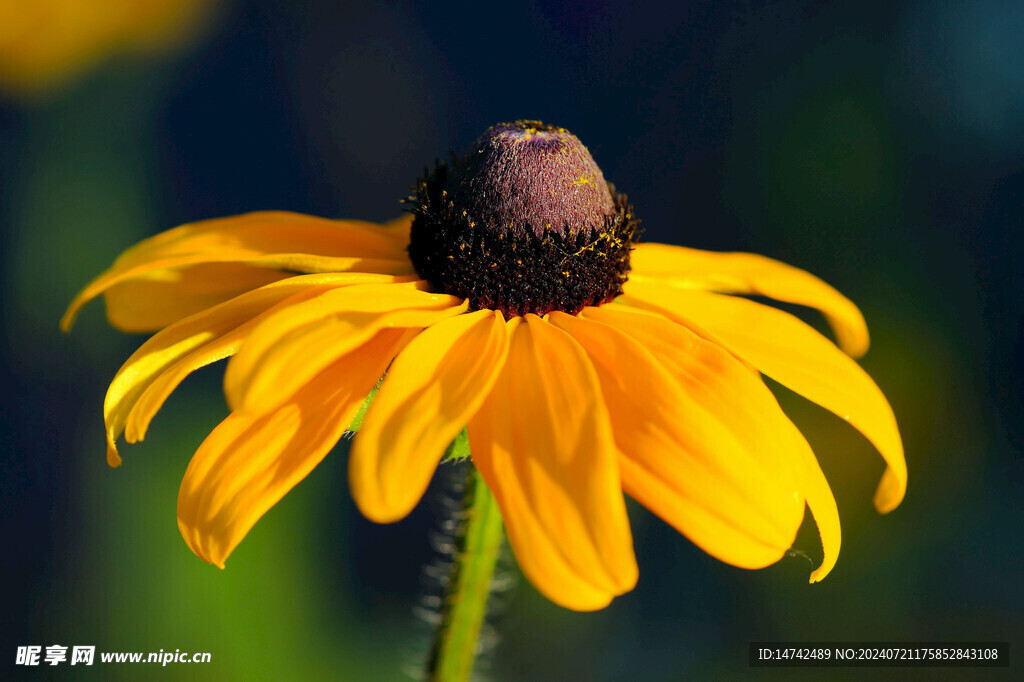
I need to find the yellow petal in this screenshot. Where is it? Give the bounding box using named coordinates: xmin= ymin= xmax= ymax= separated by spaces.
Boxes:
xmin=177 ymin=329 xmax=410 ymax=568
xmin=621 ymin=282 xmax=906 ymax=512
xmin=64 ymin=255 xmax=414 ymax=332
xmin=115 ymin=211 xmax=408 ymax=266
xmin=381 ymin=214 xmax=414 ymax=245
xmin=123 ymin=277 xmax=397 ymax=447
xmin=801 ymin=443 xmax=841 ymax=583
xmin=102 ymin=264 xmax=289 ymax=332
xmin=468 ymin=315 xmax=637 ymax=611
xmin=630 ymin=243 xmax=869 ymax=357
xmin=225 ymin=282 xmax=468 ymax=414
xmin=554 ymin=310 xmax=806 ymax=570
xmin=62 ymin=211 xmax=415 ymax=331
xmin=102 ymin=273 xmax=380 ymax=466
xmin=350 ymin=309 xmax=509 ymax=523
xmin=587 ymin=305 xmax=843 ymax=581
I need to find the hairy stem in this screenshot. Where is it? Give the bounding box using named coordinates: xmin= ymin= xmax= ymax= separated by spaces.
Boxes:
xmin=427 ymin=464 xmax=504 ymax=682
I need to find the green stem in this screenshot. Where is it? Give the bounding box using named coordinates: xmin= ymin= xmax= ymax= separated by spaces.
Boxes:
xmin=428 ymin=464 xmax=504 ymax=682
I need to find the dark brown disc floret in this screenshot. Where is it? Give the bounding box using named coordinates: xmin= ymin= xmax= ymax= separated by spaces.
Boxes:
xmin=407 ymin=121 xmax=639 ymax=317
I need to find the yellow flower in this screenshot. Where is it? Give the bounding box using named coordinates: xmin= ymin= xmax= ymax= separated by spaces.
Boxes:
xmin=0 ymin=0 xmax=212 ymax=97
xmin=64 ymin=121 xmax=905 ymax=611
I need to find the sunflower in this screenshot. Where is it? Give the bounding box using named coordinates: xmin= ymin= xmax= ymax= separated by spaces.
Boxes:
xmin=63 ymin=120 xmax=905 ymax=611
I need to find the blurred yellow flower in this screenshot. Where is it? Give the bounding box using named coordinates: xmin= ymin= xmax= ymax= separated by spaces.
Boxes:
xmin=0 ymin=0 xmax=212 ymax=97
xmin=64 ymin=121 xmax=906 ymax=611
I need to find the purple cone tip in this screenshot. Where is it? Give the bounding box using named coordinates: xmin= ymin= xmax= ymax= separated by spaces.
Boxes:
xmin=446 ymin=121 xmax=616 ymax=239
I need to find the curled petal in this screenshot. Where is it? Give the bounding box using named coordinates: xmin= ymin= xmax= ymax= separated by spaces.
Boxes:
xmin=224 ymin=282 xmax=468 ymax=414
xmin=350 ymin=309 xmax=509 ymax=522
xmin=114 ymin=211 xmax=409 ymax=266
xmin=123 ymin=278 xmax=399 ymax=447
xmin=103 ymin=273 xmax=389 ymax=466
xmin=801 ymin=443 xmax=842 ymax=583
xmin=555 ymin=310 xmax=806 ymax=571
xmin=630 ymin=243 xmax=869 ymax=357
xmin=177 ymin=329 xmax=410 ymax=568
xmin=469 ymin=315 xmax=637 ymax=611
xmin=103 ymin=264 xmax=288 ymax=332
xmin=582 ymin=306 xmax=841 ymax=580
xmin=62 ymin=212 xmax=415 ymax=331
xmin=621 ymin=283 xmax=906 ymax=513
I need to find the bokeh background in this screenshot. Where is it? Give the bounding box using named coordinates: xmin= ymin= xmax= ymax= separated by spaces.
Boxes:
xmin=2 ymin=0 xmax=1022 ymax=679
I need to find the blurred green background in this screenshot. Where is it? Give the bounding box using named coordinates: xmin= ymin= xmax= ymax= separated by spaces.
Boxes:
xmin=2 ymin=1 xmax=1022 ymax=679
